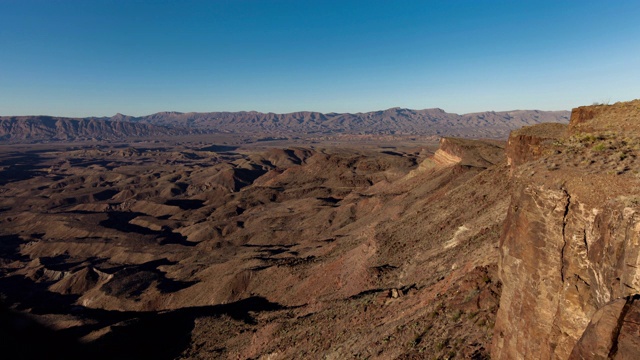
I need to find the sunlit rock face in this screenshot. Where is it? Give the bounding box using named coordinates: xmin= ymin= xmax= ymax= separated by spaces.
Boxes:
xmin=492 ymin=100 xmax=640 ymax=359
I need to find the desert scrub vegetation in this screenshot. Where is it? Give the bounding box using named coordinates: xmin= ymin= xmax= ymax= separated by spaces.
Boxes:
xmin=450 ymin=310 xmax=463 ymax=322
xmin=565 ymin=132 xmax=611 ymax=147
xmin=592 ymin=142 xmax=607 ymax=152
xmin=551 ymin=131 xmax=639 ymax=172
xmin=564 ymin=131 xmax=639 ymax=151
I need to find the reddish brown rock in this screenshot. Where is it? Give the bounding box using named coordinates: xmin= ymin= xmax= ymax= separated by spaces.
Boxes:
xmin=569 ymin=295 xmax=640 ymax=359
xmin=505 ymin=122 xmax=566 ymax=169
xmin=437 ymin=137 xmax=505 ymax=168
xmin=492 ymin=100 xmax=640 ymax=359
xmin=568 ymin=105 xmax=606 ymax=130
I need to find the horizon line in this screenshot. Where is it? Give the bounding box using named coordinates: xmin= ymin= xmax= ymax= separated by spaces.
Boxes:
xmin=1 ymin=106 xmax=572 ymax=119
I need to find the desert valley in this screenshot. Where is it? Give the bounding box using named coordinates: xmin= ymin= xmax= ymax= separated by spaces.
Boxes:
xmin=1 ymin=101 xmax=639 ymax=359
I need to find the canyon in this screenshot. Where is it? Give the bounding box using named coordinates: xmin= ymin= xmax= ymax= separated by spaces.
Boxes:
xmin=0 ymin=100 xmax=638 ymax=359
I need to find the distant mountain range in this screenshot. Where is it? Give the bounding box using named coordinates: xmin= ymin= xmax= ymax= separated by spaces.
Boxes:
xmin=0 ymin=116 xmax=188 ymax=142
xmin=0 ymin=108 xmax=570 ymax=142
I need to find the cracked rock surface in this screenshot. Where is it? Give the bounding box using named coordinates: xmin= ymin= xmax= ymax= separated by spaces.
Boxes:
xmin=492 ymin=100 xmax=640 ymax=359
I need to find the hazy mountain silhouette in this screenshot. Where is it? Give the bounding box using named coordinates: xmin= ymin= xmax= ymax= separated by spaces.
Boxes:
xmin=1 ymin=108 xmax=569 ymax=142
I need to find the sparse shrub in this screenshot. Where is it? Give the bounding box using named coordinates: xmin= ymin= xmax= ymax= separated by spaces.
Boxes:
xmin=592 ymin=143 xmax=607 ymax=152
xmin=436 ymin=338 xmax=449 ymax=350
xmin=451 ymin=310 xmax=462 ymax=322
xmin=592 ymin=99 xmax=610 ymax=106
xmin=572 ymin=133 xmax=596 ymax=144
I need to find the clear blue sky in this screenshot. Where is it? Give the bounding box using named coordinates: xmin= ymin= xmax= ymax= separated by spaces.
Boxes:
xmin=1 ymin=0 xmax=639 ymax=117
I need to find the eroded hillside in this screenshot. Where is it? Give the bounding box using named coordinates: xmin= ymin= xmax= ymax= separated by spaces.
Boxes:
xmin=0 ymin=136 xmax=510 ymax=359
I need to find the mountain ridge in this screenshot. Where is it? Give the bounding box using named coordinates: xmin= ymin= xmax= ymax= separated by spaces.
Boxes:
xmin=0 ymin=107 xmax=569 ymax=142
xmin=0 ymin=116 xmax=191 ymax=142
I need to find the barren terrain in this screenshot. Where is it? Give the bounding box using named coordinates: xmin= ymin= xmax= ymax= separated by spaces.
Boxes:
xmin=0 ymin=133 xmax=509 ymax=359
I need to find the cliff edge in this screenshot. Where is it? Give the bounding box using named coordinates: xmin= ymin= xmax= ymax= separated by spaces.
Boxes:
xmin=492 ymin=99 xmax=640 ymax=359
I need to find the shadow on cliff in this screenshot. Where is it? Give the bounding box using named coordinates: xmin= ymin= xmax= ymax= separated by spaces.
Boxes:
xmin=77 ymin=296 xmax=288 ymax=360
xmin=0 ymin=289 xmax=289 ymax=360
xmin=0 ymin=266 xmax=289 ymax=359
xmin=98 ymin=211 xmax=195 ymax=246
xmin=0 ymin=151 xmax=52 ymax=186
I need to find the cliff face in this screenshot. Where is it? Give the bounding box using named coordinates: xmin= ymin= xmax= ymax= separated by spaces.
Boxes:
xmin=570 ymin=296 xmax=640 ymax=359
xmin=505 ymin=122 xmax=567 ymax=168
xmin=492 ymin=100 xmax=640 ymax=359
xmin=435 ymin=137 xmax=505 ymax=168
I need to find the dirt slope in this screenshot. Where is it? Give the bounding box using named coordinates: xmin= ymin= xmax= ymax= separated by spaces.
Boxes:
xmin=0 ymin=135 xmax=510 ymax=359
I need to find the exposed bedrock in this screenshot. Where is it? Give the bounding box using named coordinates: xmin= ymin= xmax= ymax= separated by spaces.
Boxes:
xmin=492 ymin=100 xmax=640 ymax=359
xmin=435 ymin=137 xmax=504 ymax=168
xmin=493 ymin=182 xmax=640 ymax=359
xmin=505 ymin=122 xmax=567 ymax=169
xmin=569 ymin=295 xmax=640 ymax=359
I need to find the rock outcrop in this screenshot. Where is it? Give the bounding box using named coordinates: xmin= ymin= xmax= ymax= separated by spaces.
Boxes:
xmin=435 ymin=137 xmax=505 ymax=168
xmin=492 ymin=99 xmax=640 ymax=359
xmin=505 ymin=122 xmax=567 ymax=168
xmin=569 ymin=295 xmax=640 ymax=359
xmin=406 ymin=137 xmax=505 ymax=181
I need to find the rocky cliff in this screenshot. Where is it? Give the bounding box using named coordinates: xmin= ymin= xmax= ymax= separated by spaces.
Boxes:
xmin=492 ymin=99 xmax=640 ymax=359
xmin=437 ymin=137 xmax=505 ymax=168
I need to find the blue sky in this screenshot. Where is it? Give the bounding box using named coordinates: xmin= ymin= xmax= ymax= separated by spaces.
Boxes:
xmin=1 ymin=0 xmax=639 ymax=117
